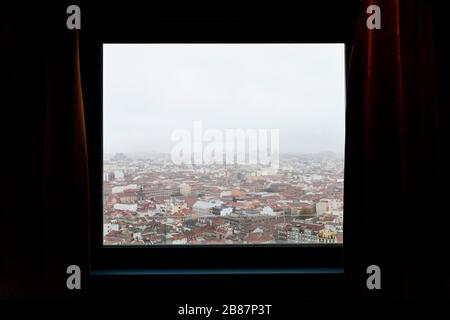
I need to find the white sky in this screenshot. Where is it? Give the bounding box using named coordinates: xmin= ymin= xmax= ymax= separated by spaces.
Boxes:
xmin=103 ymin=44 xmax=345 ymax=155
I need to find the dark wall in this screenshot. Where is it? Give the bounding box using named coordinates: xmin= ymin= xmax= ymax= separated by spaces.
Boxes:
xmin=2 ymin=0 xmax=450 ymax=302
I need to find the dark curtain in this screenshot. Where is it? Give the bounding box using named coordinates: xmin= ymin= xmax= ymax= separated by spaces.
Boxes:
xmin=1 ymin=2 xmax=89 ymax=299
xmin=345 ymin=0 xmax=450 ymax=299
xmin=43 ymin=30 xmax=89 ymax=298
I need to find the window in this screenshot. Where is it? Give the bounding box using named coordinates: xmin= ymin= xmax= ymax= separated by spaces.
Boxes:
xmin=102 ymin=44 xmax=345 ymax=247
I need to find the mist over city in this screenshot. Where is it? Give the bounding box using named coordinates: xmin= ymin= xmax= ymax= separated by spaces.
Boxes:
xmin=102 ymin=44 xmax=345 ymax=245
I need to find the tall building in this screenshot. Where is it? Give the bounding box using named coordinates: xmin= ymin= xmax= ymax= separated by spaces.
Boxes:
xmin=179 ymin=183 xmax=191 ymax=196
xmin=316 ymin=199 xmax=330 ymax=215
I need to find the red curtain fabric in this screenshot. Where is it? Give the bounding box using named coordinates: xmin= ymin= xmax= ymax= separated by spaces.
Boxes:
xmin=345 ymin=0 xmax=448 ymax=299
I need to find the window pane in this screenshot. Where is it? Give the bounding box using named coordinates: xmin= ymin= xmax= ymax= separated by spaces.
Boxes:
xmin=103 ymin=44 xmax=345 ymax=245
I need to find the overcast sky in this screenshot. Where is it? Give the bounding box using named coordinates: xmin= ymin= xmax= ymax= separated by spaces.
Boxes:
xmin=103 ymin=44 xmax=345 ymax=155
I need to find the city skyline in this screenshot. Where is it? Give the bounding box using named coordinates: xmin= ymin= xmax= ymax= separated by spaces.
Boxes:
xmin=104 ymin=150 xmax=345 ymax=160
xmin=103 ymin=153 xmax=344 ymax=245
xmin=103 ymin=44 xmax=344 ymax=246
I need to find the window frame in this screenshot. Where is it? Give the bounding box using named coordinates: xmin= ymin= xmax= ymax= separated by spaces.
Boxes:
xmin=82 ymin=17 xmax=349 ymax=273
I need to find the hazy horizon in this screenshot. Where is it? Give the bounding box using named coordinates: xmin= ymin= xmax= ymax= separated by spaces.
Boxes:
xmin=103 ymin=150 xmax=345 ymax=161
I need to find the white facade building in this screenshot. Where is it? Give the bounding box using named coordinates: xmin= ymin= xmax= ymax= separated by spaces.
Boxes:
xmin=112 ymin=184 xmax=138 ymax=194
xmin=103 ymin=223 xmax=119 ymax=235
xmin=220 ymin=207 xmax=233 ymax=216
xmin=261 ymin=206 xmax=275 ymax=216
xmin=113 ymin=203 xmax=138 ymax=212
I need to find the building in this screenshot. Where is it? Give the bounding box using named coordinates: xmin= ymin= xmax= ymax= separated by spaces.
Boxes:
xmin=220 ymin=207 xmax=233 ymax=216
xmin=112 ymin=184 xmax=138 ymax=194
xmin=113 ymin=203 xmax=138 ymax=212
xmin=113 ymin=170 xmax=125 ymax=180
xmin=260 ymin=206 xmax=276 ymax=216
xmin=192 ymin=201 xmax=217 ymax=216
xmin=145 ymin=187 xmax=178 ymax=199
xmin=118 ymin=189 xmax=138 ymax=203
xmin=103 ymin=223 xmax=119 ymax=236
xmin=316 ymin=199 xmax=331 ymax=215
xmin=103 ymin=171 xmax=114 ymax=182
xmin=179 ymin=183 xmax=191 ymax=196
xmin=318 ymin=229 xmax=337 ymax=243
